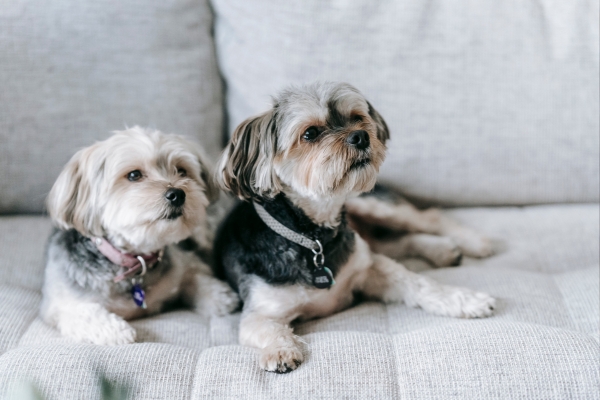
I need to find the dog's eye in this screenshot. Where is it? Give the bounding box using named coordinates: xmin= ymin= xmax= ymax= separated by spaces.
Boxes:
xmin=303 ymin=127 xmax=320 ymax=141
xmin=127 ymin=170 xmax=142 ymax=182
xmin=177 ymin=167 xmax=187 ymax=177
xmin=351 ymin=115 xmax=363 ymax=123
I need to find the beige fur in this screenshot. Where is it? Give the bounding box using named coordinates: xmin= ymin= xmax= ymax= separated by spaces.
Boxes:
xmin=346 ymin=197 xmax=494 ymax=262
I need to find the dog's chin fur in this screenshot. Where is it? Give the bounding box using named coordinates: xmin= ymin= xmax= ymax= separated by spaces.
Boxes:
xmin=275 ymin=157 xmax=380 ymax=201
xmin=101 ymin=190 xmax=208 ymax=254
xmin=104 ymin=214 xmax=202 ymax=255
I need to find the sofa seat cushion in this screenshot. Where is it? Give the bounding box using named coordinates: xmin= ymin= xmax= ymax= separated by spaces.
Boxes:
xmin=0 ymin=204 xmax=598 ymax=398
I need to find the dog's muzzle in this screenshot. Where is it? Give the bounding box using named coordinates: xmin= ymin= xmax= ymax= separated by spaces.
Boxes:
xmin=350 ymin=158 xmax=371 ymax=170
xmin=346 ymin=130 xmax=370 ymax=150
xmin=164 ymin=188 xmax=185 ymax=219
xmin=165 ymin=188 xmax=185 ymax=207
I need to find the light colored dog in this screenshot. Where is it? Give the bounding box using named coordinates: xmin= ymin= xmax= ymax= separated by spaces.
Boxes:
xmin=41 ymin=127 xmax=238 ymax=345
xmin=214 ymin=82 xmax=496 ymax=373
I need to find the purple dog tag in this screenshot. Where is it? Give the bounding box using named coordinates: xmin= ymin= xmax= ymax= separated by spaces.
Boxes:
xmin=131 ymin=284 xmax=147 ymax=309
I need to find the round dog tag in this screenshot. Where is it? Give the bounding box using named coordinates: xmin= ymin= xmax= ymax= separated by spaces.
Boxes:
xmin=312 ymin=266 xmax=335 ymax=289
xmin=131 ymin=284 xmax=147 ymax=309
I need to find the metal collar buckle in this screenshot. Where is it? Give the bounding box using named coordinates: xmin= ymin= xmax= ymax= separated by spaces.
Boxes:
xmin=311 ymin=239 xmax=325 ymax=268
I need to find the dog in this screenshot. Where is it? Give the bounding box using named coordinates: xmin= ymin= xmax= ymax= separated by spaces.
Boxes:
xmin=214 ymin=82 xmax=496 ymax=373
xmin=41 ymin=127 xmax=239 ymax=345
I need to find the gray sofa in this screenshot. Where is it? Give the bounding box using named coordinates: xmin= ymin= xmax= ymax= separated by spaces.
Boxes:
xmin=1 ymin=1 xmax=598 ymax=398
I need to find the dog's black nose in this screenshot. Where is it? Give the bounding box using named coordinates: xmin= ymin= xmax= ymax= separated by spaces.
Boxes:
xmin=346 ymin=130 xmax=370 ymax=150
xmin=165 ymin=188 xmax=186 ymax=207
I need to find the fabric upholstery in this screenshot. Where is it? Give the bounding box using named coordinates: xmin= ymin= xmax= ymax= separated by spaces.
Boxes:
xmin=211 ymin=0 xmax=600 ymax=206
xmin=0 ymin=0 xmax=223 ymax=213
xmin=1 ymin=204 xmax=598 ymax=399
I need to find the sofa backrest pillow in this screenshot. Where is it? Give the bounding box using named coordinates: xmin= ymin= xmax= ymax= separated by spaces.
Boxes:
xmin=212 ymin=0 xmax=599 ymax=206
xmin=0 ymin=0 xmax=223 ymax=213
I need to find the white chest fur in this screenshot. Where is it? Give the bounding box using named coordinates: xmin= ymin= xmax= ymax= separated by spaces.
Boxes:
xmin=245 ymin=234 xmax=373 ymax=322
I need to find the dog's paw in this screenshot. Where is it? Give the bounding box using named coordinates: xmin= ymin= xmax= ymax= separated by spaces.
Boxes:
xmin=259 ymin=343 xmax=304 ymax=373
xmin=194 ymin=278 xmax=240 ymax=317
xmin=450 ymin=288 xmax=496 ymax=318
xmin=210 ymin=284 xmax=241 ymax=316
xmin=90 ymin=317 xmax=137 ymax=345
xmin=413 ymin=282 xmax=496 ymax=319
xmin=451 ymin=229 xmax=494 ymax=258
xmin=57 ymin=306 xmax=137 ymax=345
xmin=427 ymin=237 xmax=463 ymax=267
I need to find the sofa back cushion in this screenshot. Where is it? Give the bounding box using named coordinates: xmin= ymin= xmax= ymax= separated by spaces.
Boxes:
xmin=212 ymin=0 xmax=599 ymax=206
xmin=0 ymin=0 xmax=223 ymax=213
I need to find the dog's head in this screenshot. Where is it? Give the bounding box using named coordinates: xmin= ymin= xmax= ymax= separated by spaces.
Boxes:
xmin=47 ymin=127 xmax=218 ymax=253
xmin=217 ymin=82 xmax=388 ymax=202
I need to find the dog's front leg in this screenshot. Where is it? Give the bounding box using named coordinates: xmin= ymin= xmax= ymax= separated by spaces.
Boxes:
xmin=180 ymin=271 xmax=240 ymax=317
xmin=46 ymin=300 xmax=136 ymax=345
xmin=239 ymin=311 xmax=304 ymax=373
xmin=361 ymin=254 xmax=496 ymax=318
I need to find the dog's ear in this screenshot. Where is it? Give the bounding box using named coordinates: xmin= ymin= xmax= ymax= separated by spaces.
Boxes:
xmin=367 ymin=101 xmax=390 ymax=144
xmin=216 ymin=110 xmax=280 ymax=200
xmin=46 ymin=144 xmax=104 ymax=237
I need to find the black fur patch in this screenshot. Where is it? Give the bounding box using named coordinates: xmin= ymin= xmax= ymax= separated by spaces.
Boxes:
xmin=47 ymin=228 xmax=173 ymax=295
xmin=367 ymin=101 xmax=390 ymax=143
xmin=327 ymin=99 xmax=347 ymax=128
xmin=214 ymin=194 xmax=356 ymax=300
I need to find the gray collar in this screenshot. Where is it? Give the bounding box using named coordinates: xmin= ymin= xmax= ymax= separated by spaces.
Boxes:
xmin=253 ymin=202 xmax=335 ymax=289
xmin=253 ymin=202 xmax=322 ymax=252
xmin=252 ymin=202 xmax=325 ymax=268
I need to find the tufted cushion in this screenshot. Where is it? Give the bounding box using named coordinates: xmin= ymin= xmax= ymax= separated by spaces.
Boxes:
xmin=0 ymin=0 xmax=223 ymax=213
xmin=1 ymin=204 xmax=598 ymax=398
xmin=211 ymin=0 xmax=600 ymax=206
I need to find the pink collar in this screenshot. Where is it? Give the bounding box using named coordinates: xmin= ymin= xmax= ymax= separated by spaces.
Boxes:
xmin=92 ymin=237 xmax=161 ymax=283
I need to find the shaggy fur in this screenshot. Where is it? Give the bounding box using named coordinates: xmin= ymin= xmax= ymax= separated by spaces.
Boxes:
xmin=215 ymin=194 xmax=356 ymax=299
xmin=215 ymin=82 xmax=496 ymax=373
xmin=347 ymin=185 xmax=494 ymax=267
xmin=41 ymin=127 xmax=239 ymax=345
